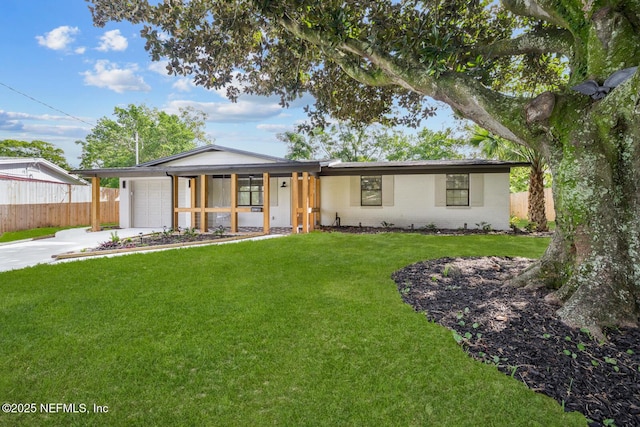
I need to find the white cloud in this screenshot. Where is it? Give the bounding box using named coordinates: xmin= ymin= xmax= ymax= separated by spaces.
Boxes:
xmin=0 ymin=116 xmax=24 ymax=131
xmin=81 ymin=60 xmax=151 ymax=93
xmin=0 ymin=110 xmax=94 ymax=166
xmin=256 ymin=124 xmax=291 ymax=133
xmin=165 ymin=99 xmax=282 ymax=123
xmin=172 ymin=78 xmax=195 ymax=92
xmin=97 ymin=29 xmax=128 ymax=52
xmin=0 ymin=110 xmax=92 ymax=133
xmin=0 ymin=110 xmax=72 ymax=121
xmin=148 ymin=60 xmax=170 ymax=75
xmin=75 ymin=46 xmax=86 ymax=55
xmin=36 ymin=26 xmax=80 ymax=50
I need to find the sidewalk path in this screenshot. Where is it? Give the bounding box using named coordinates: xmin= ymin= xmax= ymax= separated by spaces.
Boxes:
xmin=0 ymin=228 xmax=153 ymax=272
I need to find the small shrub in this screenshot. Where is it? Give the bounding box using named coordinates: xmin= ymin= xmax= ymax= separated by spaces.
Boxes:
xmin=421 ymin=223 xmax=437 ymax=232
xmin=509 ymin=216 xmax=521 ymax=232
xmin=183 ymin=227 xmax=198 ymax=238
xmin=213 ymin=225 xmax=226 ymax=236
xmin=475 ymin=222 xmax=492 ymax=231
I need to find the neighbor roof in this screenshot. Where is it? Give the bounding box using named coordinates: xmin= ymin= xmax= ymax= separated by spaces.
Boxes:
xmin=0 ymin=157 xmax=87 ymax=185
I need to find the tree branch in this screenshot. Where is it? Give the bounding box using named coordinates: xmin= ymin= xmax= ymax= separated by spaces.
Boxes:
xmin=277 ymin=13 xmax=533 ymax=145
xmin=475 ymin=28 xmax=575 ymax=59
xmin=501 ymin=0 xmax=576 ymax=28
xmin=322 ymin=50 xmax=396 ymax=88
xmin=336 ymin=42 xmax=533 ymax=146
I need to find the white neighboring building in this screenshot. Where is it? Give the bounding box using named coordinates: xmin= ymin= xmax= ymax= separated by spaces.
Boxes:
xmin=75 ymin=145 xmax=526 ymax=232
xmin=0 ymin=157 xmax=86 ymax=186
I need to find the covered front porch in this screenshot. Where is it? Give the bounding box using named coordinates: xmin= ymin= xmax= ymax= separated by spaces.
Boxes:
xmin=77 ymin=162 xmax=322 ymax=235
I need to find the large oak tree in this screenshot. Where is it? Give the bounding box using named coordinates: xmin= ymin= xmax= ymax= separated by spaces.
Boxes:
xmin=88 ymin=0 xmax=640 ymax=334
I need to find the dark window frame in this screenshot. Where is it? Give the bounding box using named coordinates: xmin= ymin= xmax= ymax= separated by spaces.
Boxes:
xmin=446 ymin=173 xmax=469 ymax=206
xmin=237 ymin=176 xmax=264 ymax=206
xmin=361 ymin=175 xmax=382 ymax=206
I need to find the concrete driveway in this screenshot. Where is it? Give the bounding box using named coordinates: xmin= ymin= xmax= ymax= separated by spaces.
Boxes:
xmin=0 ymin=227 xmax=153 ymax=273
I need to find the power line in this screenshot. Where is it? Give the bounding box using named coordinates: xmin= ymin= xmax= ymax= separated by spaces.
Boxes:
xmin=0 ymin=81 xmax=95 ymax=127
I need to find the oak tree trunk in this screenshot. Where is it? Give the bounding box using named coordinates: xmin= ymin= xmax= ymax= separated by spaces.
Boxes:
xmin=511 ymin=82 xmax=640 ymax=336
xmin=527 ymin=160 xmax=548 ymax=232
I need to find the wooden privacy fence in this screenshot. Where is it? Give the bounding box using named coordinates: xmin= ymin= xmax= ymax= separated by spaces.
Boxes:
xmin=510 ymin=188 xmax=555 ymax=221
xmin=0 ymin=179 xmax=119 ymax=233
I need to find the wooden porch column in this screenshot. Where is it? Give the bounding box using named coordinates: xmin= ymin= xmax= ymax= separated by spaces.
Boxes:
xmin=190 ymin=178 xmax=197 ymax=229
xmin=172 ymin=176 xmax=179 ymax=229
xmin=309 ymin=175 xmax=317 ymax=231
xmin=302 ymin=172 xmax=309 ymax=233
xmin=67 ymin=184 xmax=72 ymax=227
xmin=230 ymin=173 xmax=238 ymax=232
xmin=291 ymin=172 xmax=299 ymax=233
xmin=315 ymin=177 xmax=321 ymax=227
xmin=263 ymin=172 xmax=270 ymax=234
xmin=91 ymin=177 xmax=101 ymax=232
xmin=199 ymin=174 xmax=208 ymax=233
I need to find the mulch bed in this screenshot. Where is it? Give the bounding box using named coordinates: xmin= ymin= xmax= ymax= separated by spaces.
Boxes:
xmin=392 ymin=257 xmax=640 ymax=427
xmin=93 ymin=231 xmax=235 ymax=252
xmin=320 ymin=225 xmax=514 ymax=235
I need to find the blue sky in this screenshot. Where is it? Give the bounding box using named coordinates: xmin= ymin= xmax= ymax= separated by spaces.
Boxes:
xmin=0 ymin=0 xmax=457 ymax=167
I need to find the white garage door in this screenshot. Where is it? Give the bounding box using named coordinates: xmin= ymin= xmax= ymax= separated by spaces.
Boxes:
xmin=132 ymin=179 xmax=172 ymax=228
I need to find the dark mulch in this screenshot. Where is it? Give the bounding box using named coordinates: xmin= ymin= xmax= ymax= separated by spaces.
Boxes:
xmin=320 ymin=225 xmax=515 ymax=235
xmin=93 ymin=231 xmax=234 ymax=251
xmin=392 ymin=257 xmax=640 ymax=427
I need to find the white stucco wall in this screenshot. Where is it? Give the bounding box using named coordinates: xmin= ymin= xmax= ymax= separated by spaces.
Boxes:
xmin=119 ymin=178 xmax=131 ymax=228
xmin=319 ymin=173 xmax=511 ymax=230
xmin=119 ymin=176 xmax=175 ymax=229
xmin=120 ymin=172 xmax=512 ymax=231
xmin=120 ymin=176 xmax=293 ymax=229
xmin=250 ymin=177 xmax=292 ymax=228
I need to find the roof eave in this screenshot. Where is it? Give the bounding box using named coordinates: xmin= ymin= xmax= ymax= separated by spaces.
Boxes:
xmin=320 ymin=161 xmax=530 ymax=176
xmin=73 ymin=162 xmax=323 ymax=178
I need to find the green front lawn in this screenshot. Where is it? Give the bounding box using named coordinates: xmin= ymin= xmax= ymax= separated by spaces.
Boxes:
xmin=0 ymin=224 xmax=118 ymax=243
xmin=0 ymin=233 xmax=586 ymax=426
xmin=0 ymin=227 xmax=74 ymax=243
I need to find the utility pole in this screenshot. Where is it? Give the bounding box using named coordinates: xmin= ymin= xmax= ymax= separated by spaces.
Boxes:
xmin=135 ymin=131 xmax=139 ymax=165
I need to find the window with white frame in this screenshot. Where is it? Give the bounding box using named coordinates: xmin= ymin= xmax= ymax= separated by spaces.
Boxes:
xmin=446 ymin=174 xmax=469 ymax=206
xmin=361 ymin=176 xmax=382 ymax=206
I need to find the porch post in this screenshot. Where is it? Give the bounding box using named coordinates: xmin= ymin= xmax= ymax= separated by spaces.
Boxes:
xmin=172 ymin=176 xmax=179 ymax=229
xmin=263 ymin=172 xmax=270 ymax=234
xmin=302 ymin=172 xmax=309 ymax=233
xmin=67 ymin=183 xmax=72 ymax=227
xmin=230 ymin=173 xmax=238 ymax=232
xmin=91 ymin=176 xmax=101 ymax=232
xmin=315 ymin=177 xmax=321 ymax=228
xmin=309 ymin=175 xmax=317 ymax=231
xmin=200 ymin=174 xmax=208 ymax=233
xmin=291 ymin=172 xmax=299 ymax=233
xmin=190 ymin=178 xmax=197 ymax=229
